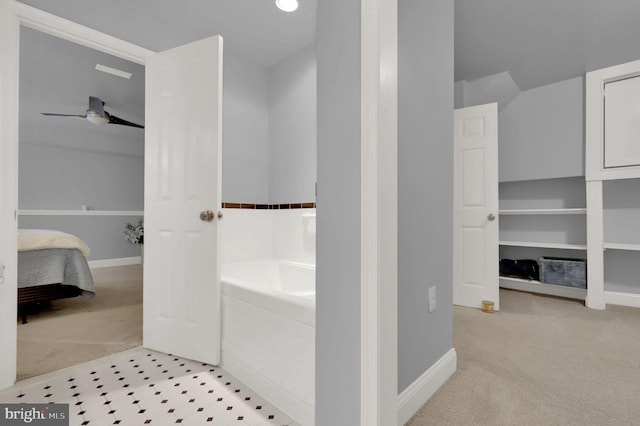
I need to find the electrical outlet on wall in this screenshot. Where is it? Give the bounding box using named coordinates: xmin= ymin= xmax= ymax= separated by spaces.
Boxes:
xmin=428 ymin=285 xmax=436 ymax=313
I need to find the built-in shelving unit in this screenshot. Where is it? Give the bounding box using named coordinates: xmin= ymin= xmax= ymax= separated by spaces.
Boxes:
xmin=585 ymin=58 xmax=640 ymax=309
xmin=499 ymin=241 xmax=587 ymax=250
xmin=499 ymin=276 xmax=587 ymax=300
xmin=498 ymin=176 xmax=588 ymax=302
xmin=603 ymin=243 xmax=640 ymax=252
xmin=499 ymin=208 xmax=587 ymax=216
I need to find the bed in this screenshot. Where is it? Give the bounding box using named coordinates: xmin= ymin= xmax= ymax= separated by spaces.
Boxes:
xmin=17 ymin=229 xmax=96 ymax=324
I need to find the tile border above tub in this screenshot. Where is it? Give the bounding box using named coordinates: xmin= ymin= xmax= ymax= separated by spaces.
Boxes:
xmin=222 ymin=202 xmax=316 ymax=209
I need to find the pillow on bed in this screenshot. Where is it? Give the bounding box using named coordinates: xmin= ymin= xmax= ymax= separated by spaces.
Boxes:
xmin=18 ymin=229 xmax=91 ymax=257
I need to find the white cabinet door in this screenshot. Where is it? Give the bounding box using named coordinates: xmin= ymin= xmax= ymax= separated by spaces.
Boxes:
xmin=144 ymin=36 xmax=223 ymax=364
xmin=453 ymin=103 xmax=499 ymax=310
xmin=604 ymin=76 xmax=640 ymax=169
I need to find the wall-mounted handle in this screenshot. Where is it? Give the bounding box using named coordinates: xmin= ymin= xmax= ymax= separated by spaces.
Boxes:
xmin=0 ymin=264 xmax=5 ymax=284
xmin=487 ymin=213 xmax=496 ymax=222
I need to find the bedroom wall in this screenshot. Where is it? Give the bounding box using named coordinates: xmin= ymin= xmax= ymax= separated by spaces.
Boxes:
xmin=398 ymin=0 xmax=454 ymax=394
xmin=18 ymin=144 xmax=144 ymax=261
xmin=18 ymin=26 xmax=145 ymax=263
xmin=455 ymin=74 xmax=584 ymax=182
xmin=499 ymin=76 xmax=584 ymax=182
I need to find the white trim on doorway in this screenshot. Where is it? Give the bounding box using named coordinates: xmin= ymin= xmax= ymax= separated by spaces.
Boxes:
xmin=360 ymin=0 xmax=398 ymax=425
xmin=0 ymin=0 xmax=20 ymax=391
xmin=0 ymin=0 xmax=152 ymax=390
xmin=13 ymin=1 xmax=151 ymax=65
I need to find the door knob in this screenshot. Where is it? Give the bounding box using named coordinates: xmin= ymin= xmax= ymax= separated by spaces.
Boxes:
xmin=200 ymin=210 xmax=214 ymax=222
xmin=487 ymin=213 xmax=496 ymax=221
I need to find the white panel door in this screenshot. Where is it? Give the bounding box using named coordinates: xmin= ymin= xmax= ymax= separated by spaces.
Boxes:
xmin=453 ymin=103 xmax=499 ymax=310
xmin=144 ymin=36 xmax=223 ymax=364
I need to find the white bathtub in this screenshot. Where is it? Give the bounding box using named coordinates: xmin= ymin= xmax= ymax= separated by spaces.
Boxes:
xmin=220 ymin=259 xmax=315 ymax=426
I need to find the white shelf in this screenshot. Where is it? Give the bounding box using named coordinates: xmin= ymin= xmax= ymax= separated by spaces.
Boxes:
xmin=603 ymin=243 xmax=640 ymax=252
xmin=499 ymin=277 xmax=587 ymax=301
xmin=499 ymin=241 xmax=587 ymax=250
xmin=499 ymin=208 xmax=587 ymax=216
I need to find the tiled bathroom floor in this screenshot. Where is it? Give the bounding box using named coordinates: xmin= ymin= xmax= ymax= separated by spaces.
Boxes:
xmin=0 ymin=347 xmax=298 ymax=426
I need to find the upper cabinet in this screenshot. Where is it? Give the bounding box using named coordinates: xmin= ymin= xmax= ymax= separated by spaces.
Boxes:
xmin=587 ymin=58 xmax=640 ymax=181
xmin=603 ymin=75 xmax=640 ymax=169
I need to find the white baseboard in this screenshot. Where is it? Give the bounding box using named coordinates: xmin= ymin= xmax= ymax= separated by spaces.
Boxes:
xmin=89 ymin=256 xmax=140 ymax=269
xmin=397 ymin=348 xmax=457 ymax=425
xmin=604 ymin=290 xmax=640 ymax=308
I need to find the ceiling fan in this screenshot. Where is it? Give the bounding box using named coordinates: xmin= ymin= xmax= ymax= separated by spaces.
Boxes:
xmin=41 ymin=96 xmax=144 ymax=129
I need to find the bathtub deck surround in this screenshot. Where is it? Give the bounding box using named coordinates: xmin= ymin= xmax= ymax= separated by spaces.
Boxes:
xmin=221 ymin=259 xmax=316 ymax=425
xmin=219 ymin=208 xmax=316 ymax=425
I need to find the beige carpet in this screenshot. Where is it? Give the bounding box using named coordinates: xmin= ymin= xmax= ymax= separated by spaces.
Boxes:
xmin=408 ymin=289 xmax=640 ymax=426
xmin=17 ymin=264 xmax=143 ymax=381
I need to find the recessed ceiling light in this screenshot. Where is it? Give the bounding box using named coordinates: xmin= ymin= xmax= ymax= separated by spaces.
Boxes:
xmin=95 ymin=64 xmax=132 ymax=79
xmin=276 ymin=0 xmax=298 ymax=12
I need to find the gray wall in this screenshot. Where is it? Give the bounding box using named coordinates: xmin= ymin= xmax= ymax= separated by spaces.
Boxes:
xmin=316 ymin=0 xmax=454 ymax=421
xmin=223 ymin=52 xmax=271 ymax=203
xmin=18 ymin=27 xmax=145 ymax=261
xmin=315 ymin=0 xmax=362 ymax=422
xmin=398 ymin=0 xmax=454 ymax=392
xmin=268 ymin=43 xmax=317 ymax=204
xmin=499 ymin=76 xmax=584 ymax=182
xmin=18 ymin=142 xmax=144 ymax=260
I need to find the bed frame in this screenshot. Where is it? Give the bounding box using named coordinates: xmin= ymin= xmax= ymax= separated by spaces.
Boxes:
xmin=18 ymin=284 xmax=82 ymax=324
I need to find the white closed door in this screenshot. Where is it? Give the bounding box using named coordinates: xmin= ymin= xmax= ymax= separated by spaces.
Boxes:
xmin=144 ymin=35 xmax=223 ymax=364
xmin=453 ymin=103 xmax=499 ymax=310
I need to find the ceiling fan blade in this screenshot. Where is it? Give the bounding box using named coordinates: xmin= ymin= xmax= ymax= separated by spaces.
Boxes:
xmin=41 ymin=112 xmax=86 ymax=118
xmin=107 ymin=113 xmax=145 ymax=129
xmin=89 ymin=96 xmax=106 ymax=117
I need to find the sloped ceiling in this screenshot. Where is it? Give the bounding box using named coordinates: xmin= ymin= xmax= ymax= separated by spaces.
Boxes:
xmin=455 ymin=0 xmax=640 ymax=90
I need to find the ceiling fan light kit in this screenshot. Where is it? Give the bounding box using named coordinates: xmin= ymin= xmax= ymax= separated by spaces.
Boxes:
xmin=85 ymin=110 xmax=109 ymax=125
xmin=41 ymin=96 xmax=144 ymax=129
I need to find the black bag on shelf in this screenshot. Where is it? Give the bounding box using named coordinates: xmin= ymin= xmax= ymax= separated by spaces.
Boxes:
xmin=499 ymin=258 xmax=540 ymax=281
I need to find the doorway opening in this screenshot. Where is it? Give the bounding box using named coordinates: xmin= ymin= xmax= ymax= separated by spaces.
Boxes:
xmin=16 ymin=25 xmax=145 ymax=380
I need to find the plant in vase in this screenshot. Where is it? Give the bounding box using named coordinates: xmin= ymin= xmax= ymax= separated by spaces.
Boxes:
xmin=124 ymin=218 xmax=144 ymax=262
